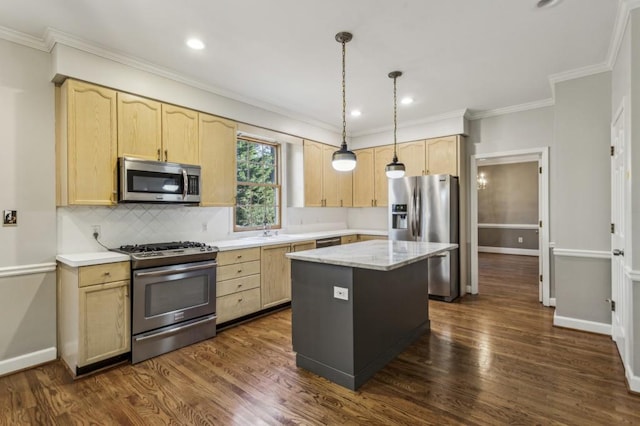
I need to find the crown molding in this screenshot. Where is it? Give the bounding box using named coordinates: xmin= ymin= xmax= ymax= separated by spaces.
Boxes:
xmin=607 ymin=0 xmax=640 ymax=67
xmin=351 ymin=109 xmax=468 ymax=138
xmin=467 ymin=98 xmax=554 ymax=121
xmin=0 ymin=25 xmax=48 ymax=51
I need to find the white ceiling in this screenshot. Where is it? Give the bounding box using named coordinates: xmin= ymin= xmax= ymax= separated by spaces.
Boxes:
xmin=0 ymin=0 xmax=620 ymax=136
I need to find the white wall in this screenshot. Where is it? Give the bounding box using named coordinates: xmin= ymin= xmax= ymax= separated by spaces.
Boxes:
xmin=0 ymin=38 xmax=57 ymax=371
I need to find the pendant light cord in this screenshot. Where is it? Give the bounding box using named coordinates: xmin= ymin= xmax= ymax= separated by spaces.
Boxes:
xmin=341 ymin=38 xmax=347 ymax=149
xmin=392 ymin=74 xmax=398 ymax=162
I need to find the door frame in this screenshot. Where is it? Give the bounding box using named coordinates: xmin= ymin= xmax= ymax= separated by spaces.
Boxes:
xmin=469 ymin=147 xmax=550 ymax=306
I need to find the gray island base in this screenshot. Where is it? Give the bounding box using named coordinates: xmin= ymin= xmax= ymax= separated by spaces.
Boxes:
xmin=287 ymin=240 xmax=457 ymax=390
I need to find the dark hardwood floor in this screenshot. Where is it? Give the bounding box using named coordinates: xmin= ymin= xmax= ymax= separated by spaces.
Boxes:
xmin=2 ymin=253 xmax=639 ymax=425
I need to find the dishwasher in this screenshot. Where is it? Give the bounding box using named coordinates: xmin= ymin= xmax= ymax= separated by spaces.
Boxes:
xmin=315 ymin=236 xmax=342 ymax=248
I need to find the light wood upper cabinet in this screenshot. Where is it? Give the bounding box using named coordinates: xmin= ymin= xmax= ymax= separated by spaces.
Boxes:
xmin=303 ymin=140 xmax=352 ymax=207
xmin=57 ymin=79 xmax=118 ymax=206
xmin=199 ymin=113 xmax=237 ymax=206
xmin=338 ymin=171 xmax=353 ymax=207
xmin=397 ymin=140 xmax=427 ymax=176
xmin=353 ymin=146 xmax=392 ymax=207
xmin=353 ymin=148 xmax=376 ymax=207
xmin=374 ymin=145 xmax=394 ymax=207
xmin=261 ymin=244 xmax=292 ymax=308
xmin=162 ymin=104 xmax=199 ymax=165
xmin=426 ymin=136 xmax=458 ymax=176
xmin=117 ymin=93 xmax=162 ymax=161
xmin=303 ymin=140 xmax=324 ymax=207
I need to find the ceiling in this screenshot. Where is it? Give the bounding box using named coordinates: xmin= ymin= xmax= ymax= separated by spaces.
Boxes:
xmin=0 ymin=0 xmax=620 ymax=136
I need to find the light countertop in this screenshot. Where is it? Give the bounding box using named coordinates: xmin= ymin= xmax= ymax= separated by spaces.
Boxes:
xmin=56 ymin=252 xmax=131 ymax=267
xmin=285 ymin=240 xmax=457 ymax=271
xmin=56 ymin=229 xmax=387 ymax=267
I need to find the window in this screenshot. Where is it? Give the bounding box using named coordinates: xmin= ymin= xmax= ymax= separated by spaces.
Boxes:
xmin=235 ymin=137 xmax=281 ymax=230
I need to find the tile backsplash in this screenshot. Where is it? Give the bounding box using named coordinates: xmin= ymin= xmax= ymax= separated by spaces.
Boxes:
xmin=56 ymin=205 xmax=358 ymax=253
xmin=57 ymin=205 xmax=233 ymax=253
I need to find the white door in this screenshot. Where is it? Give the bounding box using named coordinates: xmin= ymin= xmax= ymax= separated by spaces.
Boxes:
xmin=610 ymin=101 xmax=627 ymax=360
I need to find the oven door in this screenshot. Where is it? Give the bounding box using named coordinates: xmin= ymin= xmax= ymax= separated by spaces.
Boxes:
xmin=132 ymin=260 xmax=216 ymax=335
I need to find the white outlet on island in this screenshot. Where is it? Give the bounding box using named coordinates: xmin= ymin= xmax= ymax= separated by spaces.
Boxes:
xmin=333 ymin=286 xmax=349 ymax=301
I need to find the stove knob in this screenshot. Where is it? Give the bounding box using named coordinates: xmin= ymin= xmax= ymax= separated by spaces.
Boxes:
xmin=200 ymin=247 xmax=205 ymax=251
xmin=207 ymin=246 xmax=213 ymax=251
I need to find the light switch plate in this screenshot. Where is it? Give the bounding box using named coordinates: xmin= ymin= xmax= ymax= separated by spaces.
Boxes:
xmin=333 ymin=286 xmax=349 ymax=301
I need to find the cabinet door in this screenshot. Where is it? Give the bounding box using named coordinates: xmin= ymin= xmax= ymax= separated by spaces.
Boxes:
xmin=337 ymin=170 xmax=353 ymax=207
xmin=117 ymin=93 xmax=162 ymax=161
xmin=261 ymin=244 xmax=292 ymax=308
xmin=199 ymin=113 xmax=237 ymax=206
xmin=303 ymin=140 xmax=324 ymax=207
xmin=64 ymin=80 xmax=118 ymax=206
xmin=352 ymin=148 xmax=375 ymax=207
xmin=398 ymin=140 xmax=426 ymax=176
xmin=322 ymin=145 xmax=340 ymax=207
xmin=426 ymin=136 xmax=458 ymax=176
xmin=374 ymin=145 xmax=395 ymax=207
xmin=292 ymin=241 xmax=316 ymax=251
xmin=78 ymin=280 xmax=130 ymax=367
xmin=162 ymin=104 xmax=199 ymax=164
xmin=341 ymin=235 xmax=357 ymax=244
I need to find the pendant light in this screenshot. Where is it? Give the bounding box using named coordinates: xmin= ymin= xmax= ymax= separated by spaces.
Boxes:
xmin=332 ymin=32 xmax=357 ymax=172
xmin=385 ymin=71 xmax=406 ymax=178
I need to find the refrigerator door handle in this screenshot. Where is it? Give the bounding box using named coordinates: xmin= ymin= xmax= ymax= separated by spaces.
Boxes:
xmin=415 ymin=190 xmax=421 ymax=238
xmin=411 ymin=188 xmax=417 ymax=237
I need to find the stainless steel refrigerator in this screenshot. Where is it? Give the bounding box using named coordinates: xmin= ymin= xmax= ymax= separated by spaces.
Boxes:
xmin=388 ymin=174 xmax=459 ymax=301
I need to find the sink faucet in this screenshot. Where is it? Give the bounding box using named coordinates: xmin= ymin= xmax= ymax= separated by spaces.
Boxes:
xmin=262 ymin=221 xmax=272 ymax=237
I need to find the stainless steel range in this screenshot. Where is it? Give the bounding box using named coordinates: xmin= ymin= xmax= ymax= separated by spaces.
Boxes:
xmin=115 ymin=241 xmax=219 ymax=363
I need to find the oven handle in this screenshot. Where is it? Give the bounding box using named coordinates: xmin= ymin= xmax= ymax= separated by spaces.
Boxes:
xmin=133 ymin=315 xmax=217 ymax=342
xmin=134 ymin=261 xmax=217 ymax=278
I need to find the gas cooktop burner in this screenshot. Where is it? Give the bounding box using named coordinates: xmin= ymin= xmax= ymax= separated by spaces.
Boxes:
xmin=118 ymin=241 xmax=209 ymax=253
xmin=114 ymin=241 xmax=219 ymax=269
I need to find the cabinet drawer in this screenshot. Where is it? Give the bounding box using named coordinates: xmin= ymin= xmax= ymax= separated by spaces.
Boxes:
xmin=341 ymin=235 xmax=357 ymax=245
xmin=217 ymin=248 xmax=261 ymax=266
xmin=217 ymin=260 xmax=260 ymax=281
xmin=217 ymin=288 xmax=261 ymax=323
xmin=217 ymin=274 xmax=261 ymax=297
xmin=292 ymin=241 xmax=316 ymax=252
xmin=79 ymin=262 xmax=130 ymax=287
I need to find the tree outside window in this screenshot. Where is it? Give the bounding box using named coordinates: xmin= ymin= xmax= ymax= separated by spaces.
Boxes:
xmin=235 ymin=138 xmax=281 ymax=230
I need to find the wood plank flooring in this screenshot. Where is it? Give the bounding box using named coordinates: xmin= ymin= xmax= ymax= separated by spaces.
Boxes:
xmin=2 ymin=253 xmax=639 ymax=425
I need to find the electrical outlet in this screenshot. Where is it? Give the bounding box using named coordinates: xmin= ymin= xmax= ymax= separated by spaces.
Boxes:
xmin=202 ymin=222 xmax=208 ymax=231
xmin=517 ymin=236 xmax=523 ymax=243
xmin=92 ymin=225 xmax=101 ymax=238
xmin=333 ymin=286 xmax=349 ymax=301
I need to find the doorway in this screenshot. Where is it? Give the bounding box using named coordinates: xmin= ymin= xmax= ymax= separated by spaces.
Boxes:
xmin=469 ymin=147 xmax=550 ymax=306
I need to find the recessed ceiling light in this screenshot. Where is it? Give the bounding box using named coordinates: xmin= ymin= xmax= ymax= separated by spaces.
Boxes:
xmin=401 ymin=97 xmax=414 ymax=105
xmin=351 ymin=110 xmax=362 ymax=117
xmin=536 ymin=0 xmax=561 ymax=8
xmin=186 ymin=38 xmax=205 ymax=50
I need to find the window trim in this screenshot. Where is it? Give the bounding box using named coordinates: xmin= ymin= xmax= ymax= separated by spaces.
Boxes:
xmin=233 ymin=136 xmax=282 ymax=232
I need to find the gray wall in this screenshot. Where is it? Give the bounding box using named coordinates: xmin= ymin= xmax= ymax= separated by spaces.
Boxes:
xmin=478 ymin=162 xmax=538 ymax=224
xmin=553 ymin=71 xmax=611 ymax=323
xmin=0 ymin=38 xmax=57 ymax=365
xmin=478 ymin=162 xmax=539 ymax=250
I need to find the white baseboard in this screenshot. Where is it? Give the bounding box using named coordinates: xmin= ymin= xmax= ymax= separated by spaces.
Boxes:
xmin=0 ymin=347 xmax=57 ymax=377
xmin=626 ymin=365 xmax=640 ymax=393
xmin=553 ymin=313 xmax=611 ymax=335
xmin=478 ymin=246 xmax=539 ymax=256
xmin=549 ymin=297 xmax=556 ymax=307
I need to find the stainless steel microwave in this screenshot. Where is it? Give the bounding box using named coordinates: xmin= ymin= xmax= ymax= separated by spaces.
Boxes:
xmin=118 ymin=157 xmax=201 ymax=203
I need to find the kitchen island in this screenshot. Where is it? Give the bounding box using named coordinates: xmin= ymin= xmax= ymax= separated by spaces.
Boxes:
xmin=286 ymin=240 xmax=457 ymax=390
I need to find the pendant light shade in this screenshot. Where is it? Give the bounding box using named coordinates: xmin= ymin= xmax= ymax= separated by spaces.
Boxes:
xmin=385 ymin=71 xmax=406 ymax=178
xmin=332 ymin=32 xmax=357 ymax=172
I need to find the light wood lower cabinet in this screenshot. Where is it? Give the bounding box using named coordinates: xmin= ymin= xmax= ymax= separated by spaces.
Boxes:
xmin=58 ymin=261 xmax=130 ymax=375
xmin=292 ymin=240 xmax=316 ymax=252
xmin=216 ymin=248 xmax=261 ymax=324
xmin=341 ymin=235 xmax=358 ymax=245
xmin=261 ymin=244 xmax=292 ymax=309
xmin=358 ymin=234 xmax=388 ymax=242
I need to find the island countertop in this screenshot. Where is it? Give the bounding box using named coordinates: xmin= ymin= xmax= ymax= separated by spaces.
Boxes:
xmin=286 ymin=240 xmax=457 ymax=271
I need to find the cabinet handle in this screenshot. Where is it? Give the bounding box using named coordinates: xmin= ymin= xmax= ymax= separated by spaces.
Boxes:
xmin=237 ymin=269 xmax=243 ymax=273
xmin=103 ymin=271 xmax=111 ymax=276
xmin=238 ymin=298 xmax=243 ymax=303
xmin=164 ymin=149 xmax=168 ymax=162
xmin=340 ymin=200 xmax=343 ymax=207
xmin=236 ymin=255 xmax=243 ymax=259
xmin=237 ymin=284 xmax=243 ymax=289
xmin=157 ymin=149 xmax=161 ymax=161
